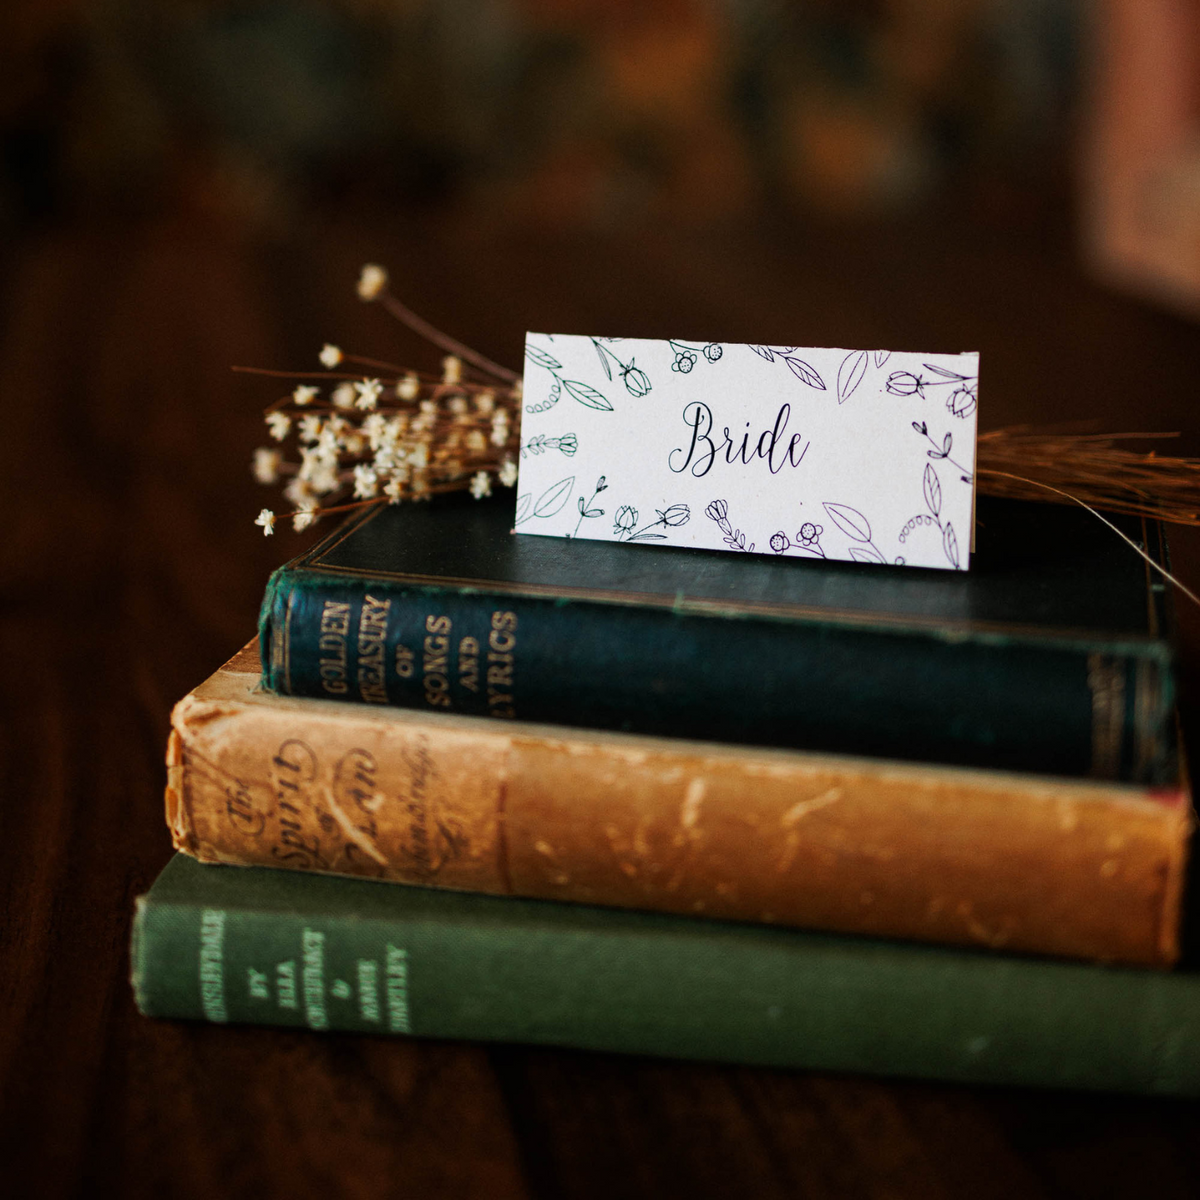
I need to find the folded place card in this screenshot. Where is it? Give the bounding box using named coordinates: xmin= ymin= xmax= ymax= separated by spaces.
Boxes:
xmin=515 ymin=334 xmax=979 ymax=571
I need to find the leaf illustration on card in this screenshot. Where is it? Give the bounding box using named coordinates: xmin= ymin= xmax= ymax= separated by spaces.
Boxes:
xmin=924 ymin=363 xmax=967 ymax=381
xmin=923 ymin=464 xmax=942 ymax=518
xmin=514 ymin=493 xmax=532 ymax=524
xmin=943 ymin=522 xmax=960 ymax=569
xmin=749 ymin=345 xmax=775 ymax=362
xmin=874 ymin=350 xmax=891 ymax=368
xmin=525 ymin=344 xmax=562 ymax=371
xmin=849 ymin=545 xmax=886 ymax=565
xmin=533 ymin=476 xmax=575 ymax=518
xmin=837 ymin=350 xmax=869 ymax=404
xmin=783 ymin=356 xmax=826 ymax=390
xmin=562 ymin=379 xmax=613 ymax=411
xmin=823 ymin=502 xmax=872 ymax=543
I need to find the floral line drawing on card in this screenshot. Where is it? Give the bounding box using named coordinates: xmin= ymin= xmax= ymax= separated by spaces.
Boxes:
xmin=768 ymin=522 xmax=825 ymax=558
xmin=821 ymin=502 xmax=893 ymax=565
xmin=746 ymin=346 xmax=893 ymax=404
xmin=525 ymin=342 xmax=615 ymax=414
xmin=515 ymin=475 xmax=576 ymax=525
xmin=704 ymin=499 xmax=755 ymax=553
xmin=715 ymin=498 xmax=893 ymax=565
xmin=747 ymin=344 xmax=826 ymax=391
xmin=835 ymin=351 xmax=870 ymax=403
xmin=912 ymin=420 xmax=973 ymax=483
xmin=573 ymin=476 xmax=608 ymax=538
xmin=521 ymin=432 xmax=578 ymax=459
xmin=613 ymin=503 xmax=691 ymax=541
xmin=667 ymin=339 xmax=723 ymax=374
xmin=887 ymin=363 xmax=978 ymax=418
xmin=590 ymin=338 xmax=652 ymax=397
xmin=899 ymin=463 xmax=961 ymax=569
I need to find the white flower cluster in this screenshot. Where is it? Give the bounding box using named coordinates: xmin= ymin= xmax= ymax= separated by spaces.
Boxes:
xmin=251 ymin=263 xmax=527 ymax=535
xmin=253 ymin=368 xmax=521 ymax=535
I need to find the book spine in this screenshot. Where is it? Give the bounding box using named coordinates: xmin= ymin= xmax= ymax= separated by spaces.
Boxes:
xmin=130 ymin=861 xmax=1200 ymax=1096
xmin=258 ymin=567 xmax=1175 ymax=784
xmin=166 ymin=675 xmax=1189 ymax=965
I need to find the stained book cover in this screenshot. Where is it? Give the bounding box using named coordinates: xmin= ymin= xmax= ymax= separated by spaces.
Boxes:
xmin=260 ymin=493 xmax=1176 ymax=782
xmin=169 ymin=642 xmax=1191 ymax=966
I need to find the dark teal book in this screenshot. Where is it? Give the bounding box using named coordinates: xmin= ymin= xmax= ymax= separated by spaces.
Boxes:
xmin=132 ymin=854 xmax=1200 ymax=1095
xmin=258 ymin=493 xmax=1175 ymax=782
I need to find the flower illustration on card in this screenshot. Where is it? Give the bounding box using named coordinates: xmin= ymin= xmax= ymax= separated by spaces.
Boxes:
xmin=591 ymin=338 xmax=652 ymax=397
xmin=667 ymin=339 xmax=723 ymax=373
xmin=612 ymin=501 xmax=690 ymax=542
xmin=768 ymin=521 xmax=825 ymax=558
xmin=572 ymin=476 xmax=608 ymax=537
xmin=887 ymin=363 xmax=978 ymax=418
xmin=705 ymin=499 xmax=754 ymax=553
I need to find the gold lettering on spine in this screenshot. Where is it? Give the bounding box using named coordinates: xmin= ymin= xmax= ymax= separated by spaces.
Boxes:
xmin=487 ymin=610 xmax=517 ymax=717
xmin=357 ymin=594 xmax=391 ymax=703
xmin=318 ymin=600 xmax=351 ymax=695
xmin=458 ymin=636 xmax=480 ymax=692
xmin=422 ymin=614 xmax=452 ymax=708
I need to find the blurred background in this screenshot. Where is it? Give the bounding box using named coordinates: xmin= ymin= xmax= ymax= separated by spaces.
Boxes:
xmin=2 ymin=0 xmax=1083 ymax=234
xmin=9 ymin=0 xmax=1200 ymax=317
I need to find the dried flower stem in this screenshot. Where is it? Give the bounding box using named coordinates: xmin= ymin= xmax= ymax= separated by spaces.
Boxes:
xmin=985 ymin=469 xmax=1200 ymax=607
xmin=976 ymin=429 xmax=1200 ymax=525
xmin=375 ymin=292 xmax=519 ymax=384
xmin=234 ymin=366 xmax=377 ymax=382
xmin=341 ymin=352 xmax=408 ymax=374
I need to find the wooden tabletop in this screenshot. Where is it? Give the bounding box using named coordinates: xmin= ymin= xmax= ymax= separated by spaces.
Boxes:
xmin=4 ymin=194 xmax=1200 ymax=1199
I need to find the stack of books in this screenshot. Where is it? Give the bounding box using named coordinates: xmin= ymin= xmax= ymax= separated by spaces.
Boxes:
xmin=132 ymin=490 xmax=1200 ymax=1094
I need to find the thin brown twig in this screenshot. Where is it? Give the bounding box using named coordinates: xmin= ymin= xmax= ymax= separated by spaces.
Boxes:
xmin=375 ymin=291 xmax=519 ymax=384
xmin=975 ymin=429 xmax=1200 ymax=525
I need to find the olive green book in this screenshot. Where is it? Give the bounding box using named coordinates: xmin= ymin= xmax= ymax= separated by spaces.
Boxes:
xmin=133 ymin=854 xmax=1200 ymax=1095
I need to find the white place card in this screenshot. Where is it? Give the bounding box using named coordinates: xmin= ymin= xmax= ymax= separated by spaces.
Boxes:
xmin=514 ymin=334 xmax=978 ymax=571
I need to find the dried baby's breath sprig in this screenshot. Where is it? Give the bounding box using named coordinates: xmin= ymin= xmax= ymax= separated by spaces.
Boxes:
xmin=242 ymin=266 xmax=523 ymax=534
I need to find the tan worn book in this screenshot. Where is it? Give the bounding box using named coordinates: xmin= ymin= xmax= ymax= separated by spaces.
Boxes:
xmin=167 ymin=642 xmax=1192 ymax=966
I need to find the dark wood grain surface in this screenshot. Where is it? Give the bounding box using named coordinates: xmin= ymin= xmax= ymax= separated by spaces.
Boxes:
xmin=4 ymin=197 xmax=1200 ymax=1199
